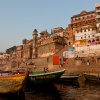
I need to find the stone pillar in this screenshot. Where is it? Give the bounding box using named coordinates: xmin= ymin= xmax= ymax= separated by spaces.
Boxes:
xmin=28 ymin=47 xmax=30 ymax=59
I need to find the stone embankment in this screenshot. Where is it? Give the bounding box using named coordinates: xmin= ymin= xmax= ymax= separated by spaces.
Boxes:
xmin=63 ymin=57 xmax=100 ymax=74
xmin=0 ymin=56 xmax=100 ymax=75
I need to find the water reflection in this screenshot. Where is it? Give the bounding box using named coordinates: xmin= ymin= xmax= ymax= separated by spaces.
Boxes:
xmin=0 ymin=93 xmax=23 ymax=100
xmin=54 ymin=80 xmax=100 ymax=100
xmin=0 ymin=80 xmax=100 ymax=100
xmin=25 ymin=83 xmax=62 ymax=100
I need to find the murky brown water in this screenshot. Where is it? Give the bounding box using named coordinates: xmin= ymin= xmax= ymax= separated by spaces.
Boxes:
xmin=25 ymin=80 xmax=100 ymax=100
xmin=0 ymin=80 xmax=100 ymax=100
xmin=54 ymin=80 xmax=100 ymax=100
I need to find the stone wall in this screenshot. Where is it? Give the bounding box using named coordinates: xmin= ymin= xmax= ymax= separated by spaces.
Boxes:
xmin=38 ymin=43 xmax=55 ymax=57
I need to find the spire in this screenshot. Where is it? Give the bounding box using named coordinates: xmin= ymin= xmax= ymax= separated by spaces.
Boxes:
xmin=32 ymin=29 xmax=38 ymax=36
xmin=33 ymin=29 xmax=38 ymax=33
xmin=45 ymin=29 xmax=47 ymax=32
xmin=51 ymin=29 xmax=53 ymax=34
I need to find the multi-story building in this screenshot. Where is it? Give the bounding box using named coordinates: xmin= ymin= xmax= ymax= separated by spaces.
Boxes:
xmin=71 ymin=10 xmax=97 ymax=46
xmin=95 ymin=3 xmax=100 ymax=33
xmin=71 ymin=4 xmax=100 ymax=57
xmin=10 ymin=28 xmax=68 ymax=60
xmin=7 ymin=3 xmax=100 ymax=59
xmin=95 ymin=3 xmax=100 ymax=45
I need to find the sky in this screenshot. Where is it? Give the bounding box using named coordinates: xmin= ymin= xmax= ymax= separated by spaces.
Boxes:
xmin=0 ymin=0 xmax=100 ymax=52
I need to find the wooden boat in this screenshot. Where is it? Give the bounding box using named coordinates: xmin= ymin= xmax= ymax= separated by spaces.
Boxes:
xmin=0 ymin=68 xmax=29 ymax=94
xmin=28 ymin=69 xmax=66 ymax=84
xmin=55 ymin=74 xmax=80 ymax=86
xmin=59 ymin=74 xmax=79 ymax=81
xmin=83 ymin=73 xmax=100 ymax=81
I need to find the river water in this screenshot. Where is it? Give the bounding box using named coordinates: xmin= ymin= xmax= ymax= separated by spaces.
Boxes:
xmin=0 ymin=80 xmax=100 ymax=100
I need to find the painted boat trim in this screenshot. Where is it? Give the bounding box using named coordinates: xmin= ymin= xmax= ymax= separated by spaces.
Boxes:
xmin=60 ymin=75 xmax=79 ymax=79
xmin=29 ymin=69 xmax=65 ymax=76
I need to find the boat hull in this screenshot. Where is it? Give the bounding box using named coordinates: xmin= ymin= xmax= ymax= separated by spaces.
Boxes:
xmin=60 ymin=75 xmax=79 ymax=80
xmin=0 ymin=69 xmax=28 ymax=94
xmin=29 ymin=69 xmax=65 ymax=84
xmin=0 ymin=76 xmax=27 ymax=93
xmin=55 ymin=74 xmax=80 ymax=86
xmin=84 ymin=73 xmax=100 ymax=81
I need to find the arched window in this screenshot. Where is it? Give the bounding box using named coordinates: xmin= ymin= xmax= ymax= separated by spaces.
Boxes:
xmin=76 ymin=30 xmax=79 ymax=33
xmin=88 ymin=27 xmax=90 ymax=31
xmin=78 ymin=18 xmax=80 ymax=20
xmin=91 ymin=15 xmax=93 ymax=17
xmin=92 ymin=39 xmax=95 ymax=42
xmin=88 ymin=35 xmax=90 ymax=38
xmin=80 ymin=28 xmax=82 ymax=32
xmin=88 ymin=40 xmax=91 ymax=43
xmin=84 ymin=29 xmax=86 ymax=32
xmin=96 ymin=38 xmax=99 ymax=41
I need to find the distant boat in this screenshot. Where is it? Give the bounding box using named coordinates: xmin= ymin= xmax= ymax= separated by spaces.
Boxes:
xmin=55 ymin=74 xmax=80 ymax=86
xmin=60 ymin=74 xmax=79 ymax=81
xmin=0 ymin=68 xmax=29 ymax=94
xmin=28 ymin=69 xmax=66 ymax=85
xmin=84 ymin=73 xmax=100 ymax=81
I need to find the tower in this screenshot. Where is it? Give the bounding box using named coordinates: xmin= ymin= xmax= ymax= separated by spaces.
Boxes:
xmin=32 ymin=29 xmax=38 ymax=58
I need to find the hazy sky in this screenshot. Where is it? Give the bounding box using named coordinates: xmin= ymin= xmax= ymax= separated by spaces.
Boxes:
xmin=0 ymin=0 xmax=100 ymax=52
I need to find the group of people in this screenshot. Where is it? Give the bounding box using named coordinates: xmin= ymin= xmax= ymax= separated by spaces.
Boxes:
xmin=74 ymin=56 xmax=97 ymax=65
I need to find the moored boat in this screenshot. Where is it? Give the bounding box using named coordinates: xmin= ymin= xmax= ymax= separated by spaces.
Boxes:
xmin=60 ymin=74 xmax=79 ymax=80
xmin=83 ymin=73 xmax=100 ymax=81
xmin=28 ymin=69 xmax=66 ymax=85
xmin=0 ymin=68 xmax=29 ymax=94
xmin=55 ymin=74 xmax=80 ymax=86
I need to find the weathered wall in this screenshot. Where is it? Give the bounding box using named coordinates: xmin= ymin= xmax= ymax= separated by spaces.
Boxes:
xmin=38 ymin=43 xmax=55 ymax=57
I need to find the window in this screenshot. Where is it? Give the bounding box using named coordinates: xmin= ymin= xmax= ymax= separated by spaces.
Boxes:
xmin=88 ymin=40 xmax=91 ymax=43
xmin=96 ymin=39 xmax=99 ymax=41
xmin=88 ymin=36 xmax=90 ymax=38
xmin=92 ymin=35 xmax=94 ymax=37
xmin=77 ymin=30 xmax=79 ymax=33
xmin=92 ymin=39 xmax=95 ymax=42
xmin=80 ymin=29 xmax=82 ymax=32
xmin=98 ymin=18 xmax=100 ymax=21
xmin=84 ymin=36 xmax=86 ymax=38
xmin=88 ymin=27 xmax=90 ymax=31
xmin=98 ymin=12 xmax=100 ymax=15
xmin=81 ymin=37 xmax=83 ymax=39
xmin=96 ymin=7 xmax=99 ymax=10
xmin=75 ymin=19 xmax=77 ymax=21
xmin=91 ymin=15 xmax=93 ymax=17
xmin=84 ymin=29 xmax=86 ymax=32
xmin=92 ymin=28 xmax=94 ymax=30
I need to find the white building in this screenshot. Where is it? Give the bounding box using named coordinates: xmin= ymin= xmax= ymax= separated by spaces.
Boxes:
xmin=95 ymin=3 xmax=100 ymax=31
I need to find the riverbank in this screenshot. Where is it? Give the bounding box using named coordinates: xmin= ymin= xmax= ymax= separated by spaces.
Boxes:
xmin=0 ymin=56 xmax=100 ymax=75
